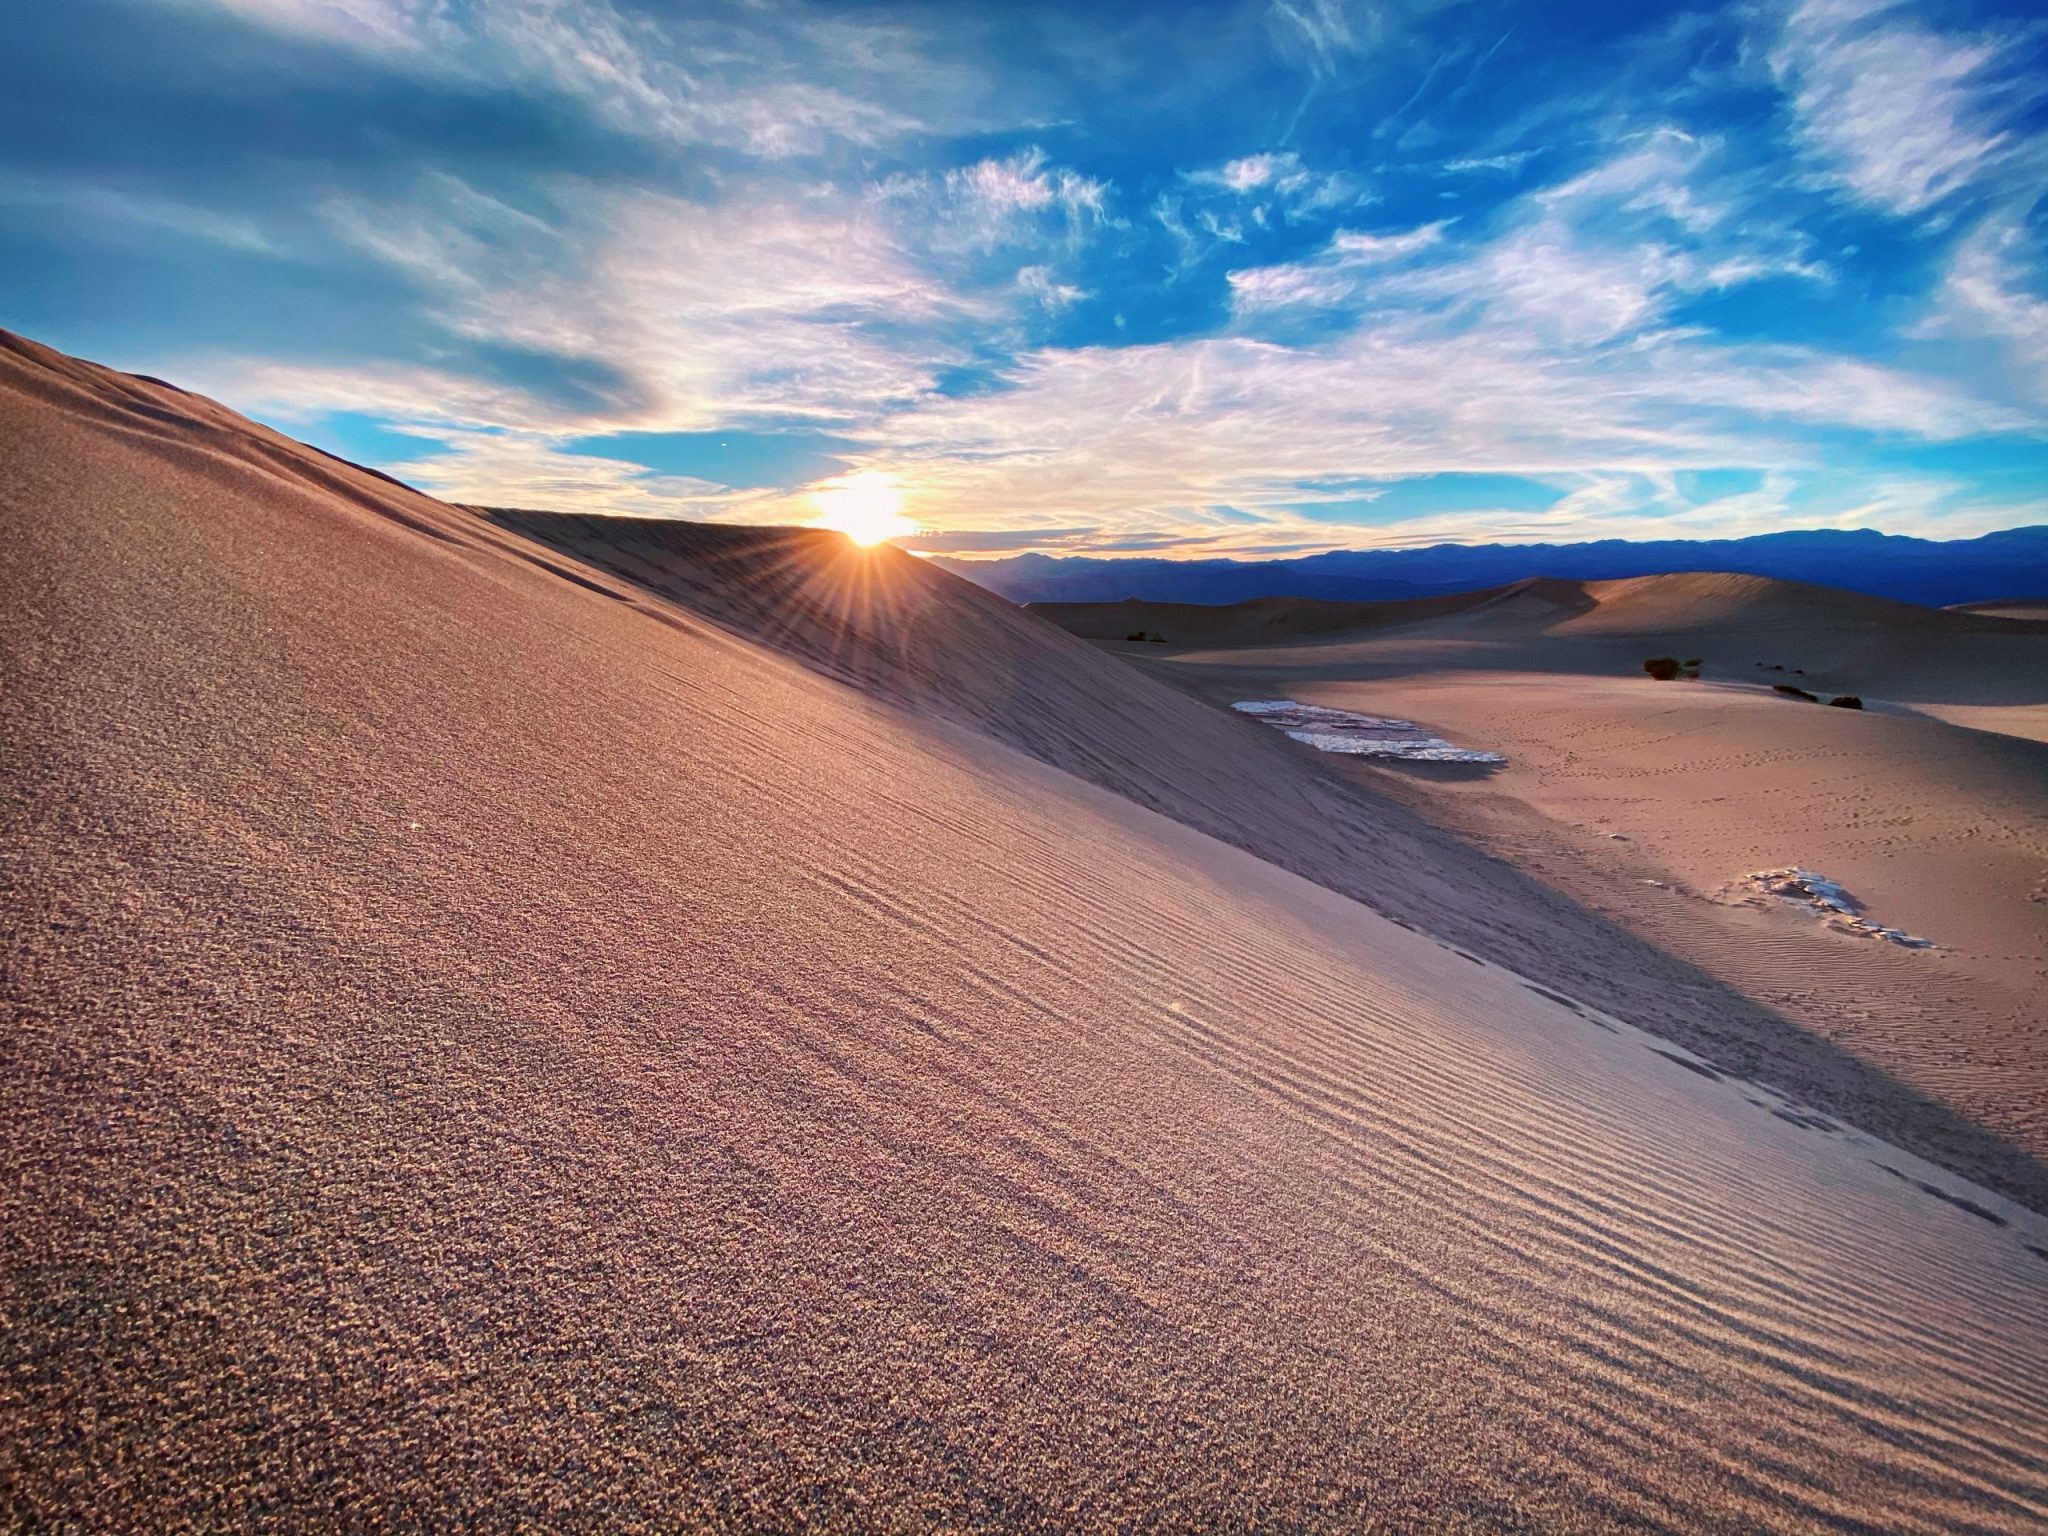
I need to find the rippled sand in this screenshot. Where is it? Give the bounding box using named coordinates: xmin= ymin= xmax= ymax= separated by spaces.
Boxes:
xmin=5 ymin=329 xmax=2048 ymax=1531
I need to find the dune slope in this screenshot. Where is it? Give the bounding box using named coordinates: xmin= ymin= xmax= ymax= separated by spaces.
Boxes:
xmin=1042 ymin=583 xmax=2048 ymax=1202
xmin=497 ymin=512 xmax=2048 ymax=1211
xmin=5 ymin=331 xmax=2048 ymax=1530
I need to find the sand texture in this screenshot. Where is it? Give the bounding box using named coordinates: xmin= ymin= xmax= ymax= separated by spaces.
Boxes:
xmin=1045 ymin=582 xmax=2048 ymax=1207
xmin=6 ymin=330 xmax=2048 ymax=1530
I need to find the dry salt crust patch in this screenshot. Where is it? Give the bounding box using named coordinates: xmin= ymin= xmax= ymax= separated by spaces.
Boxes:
xmin=1234 ymin=700 xmax=1506 ymax=764
xmin=1720 ymin=867 xmax=1936 ymax=948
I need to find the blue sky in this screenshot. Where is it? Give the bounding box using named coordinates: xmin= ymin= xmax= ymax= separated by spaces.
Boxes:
xmin=4 ymin=0 xmax=2046 ymax=555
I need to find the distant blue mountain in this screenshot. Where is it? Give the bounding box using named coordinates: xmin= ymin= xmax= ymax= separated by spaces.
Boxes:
xmin=930 ymin=527 xmax=2048 ymax=609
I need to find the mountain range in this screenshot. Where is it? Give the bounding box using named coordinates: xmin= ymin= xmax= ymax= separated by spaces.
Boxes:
xmin=931 ymin=526 xmax=2048 ymax=608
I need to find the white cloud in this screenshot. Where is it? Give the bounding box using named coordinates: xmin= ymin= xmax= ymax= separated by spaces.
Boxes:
xmin=1443 ymin=151 xmax=1538 ymax=174
xmin=185 ymin=357 xmax=567 ymax=434
xmin=325 ymin=175 xmax=985 ymax=432
xmin=869 ymin=148 xmax=1114 ymax=264
xmin=1267 ymin=0 xmax=1384 ymax=74
xmin=1329 ymin=221 xmax=1452 ymax=263
xmin=1916 ymin=219 xmax=2048 ymax=406
xmin=1184 ymin=150 xmax=1366 ymax=224
xmin=147 ymin=0 xmax=2043 ymax=552
xmin=1770 ymin=0 xmax=2042 ymax=216
xmin=1227 ymin=263 xmax=1360 ymax=311
xmin=1193 ymin=153 xmax=1294 ymax=193
xmin=1234 ymin=136 xmax=1830 ymax=333
xmin=1017 ymin=266 xmax=1088 ymax=312
xmin=939 ymin=148 xmax=1109 ymax=247
xmin=846 ymin=311 xmax=2025 ymax=555
xmin=186 ymin=0 xmax=943 ymax=157
xmin=195 ymin=0 xmax=437 ymax=54
xmin=1229 ymin=219 xmax=1450 ymax=311
xmin=389 ymin=431 xmax=769 ymax=519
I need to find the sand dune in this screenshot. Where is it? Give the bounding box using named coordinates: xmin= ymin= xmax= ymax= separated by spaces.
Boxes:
xmin=1051 ymin=572 xmax=2048 ymax=744
xmin=1951 ymin=599 xmax=2048 ymax=623
xmin=6 ymin=328 xmax=2048 ymax=1530
xmin=1043 ymin=581 xmax=2048 ymax=1207
xmin=489 ymin=514 xmax=2048 ymax=1209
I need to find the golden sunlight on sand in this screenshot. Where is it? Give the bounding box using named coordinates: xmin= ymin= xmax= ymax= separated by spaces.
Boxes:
xmin=807 ymin=468 xmax=919 ymax=546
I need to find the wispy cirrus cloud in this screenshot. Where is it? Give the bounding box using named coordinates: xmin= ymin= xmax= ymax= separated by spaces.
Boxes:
xmin=1185 ymin=151 xmax=1366 ymax=221
xmin=194 ymin=0 xmax=435 ymax=53
xmin=875 ymin=147 xmax=1113 ymax=254
xmin=1017 ymin=265 xmax=1089 ymax=312
xmin=185 ymin=0 xmax=970 ymax=156
xmin=1228 ymin=219 xmax=1449 ymax=311
xmin=844 ymin=310 xmax=2028 ymax=555
xmin=1443 ymin=151 xmax=1538 ymax=175
xmin=1916 ymin=218 xmax=2048 ymax=406
xmin=1769 ymin=0 xmax=2046 ymax=216
xmin=8 ymin=0 xmax=2042 ymax=556
xmin=320 ymin=173 xmax=985 ymax=431
xmin=0 ymin=169 xmax=287 ymax=256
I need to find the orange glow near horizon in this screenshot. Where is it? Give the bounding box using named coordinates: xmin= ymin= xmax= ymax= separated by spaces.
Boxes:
xmin=807 ymin=471 xmax=919 ymax=547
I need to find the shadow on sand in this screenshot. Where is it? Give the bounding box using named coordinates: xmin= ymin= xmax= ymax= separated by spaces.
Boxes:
xmin=495 ymin=510 xmax=2048 ymax=1220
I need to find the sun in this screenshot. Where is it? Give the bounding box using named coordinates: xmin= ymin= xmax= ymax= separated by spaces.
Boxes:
xmin=807 ymin=471 xmax=919 ymax=547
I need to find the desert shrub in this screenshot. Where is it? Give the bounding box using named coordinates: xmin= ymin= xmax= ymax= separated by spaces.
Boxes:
xmin=1643 ymin=656 xmax=1681 ymax=681
xmin=1683 ymin=658 xmax=1702 ymax=668
xmin=1149 ymin=634 xmax=1169 ymax=643
xmin=1774 ymin=684 xmax=1819 ymax=702
xmin=1125 ymin=630 xmax=1150 ymax=642
xmin=1827 ymin=694 xmax=1863 ymax=709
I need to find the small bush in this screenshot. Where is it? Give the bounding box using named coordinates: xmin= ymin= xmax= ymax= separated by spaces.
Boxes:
xmin=1827 ymin=694 xmax=1863 ymax=709
xmin=1683 ymin=657 xmax=1702 ymax=668
xmin=1125 ymin=630 xmax=1150 ymax=642
xmin=1774 ymin=684 xmax=1819 ymax=702
xmin=1643 ymin=656 xmax=1681 ymax=681
xmin=1149 ymin=634 xmax=1169 ymax=644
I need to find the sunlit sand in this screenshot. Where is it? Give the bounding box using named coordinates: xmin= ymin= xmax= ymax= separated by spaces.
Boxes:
xmin=5 ymin=331 xmax=2047 ymax=1530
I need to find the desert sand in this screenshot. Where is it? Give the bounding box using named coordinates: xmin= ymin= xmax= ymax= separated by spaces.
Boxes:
xmin=6 ymin=329 xmax=2048 ymax=1530
xmin=1046 ymin=580 xmax=2048 ymax=1201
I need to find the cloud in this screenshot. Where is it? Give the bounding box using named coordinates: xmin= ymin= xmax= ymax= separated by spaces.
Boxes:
xmin=843 ymin=294 xmax=2029 ymax=554
xmin=211 ymin=132 xmax=2013 ymax=548
xmin=1916 ymin=218 xmax=2048 ymax=406
xmin=1220 ymin=218 xmax=1449 ymax=313
xmin=1227 ymin=262 xmax=1360 ymax=311
xmin=52 ymin=0 xmax=2040 ymax=555
xmin=1199 ymin=153 xmax=1298 ymax=194
xmin=391 ymin=430 xmax=765 ymax=519
xmin=1770 ymin=0 xmax=2044 ymax=216
xmin=882 ymin=148 xmax=1112 ymax=252
xmin=1329 ymin=222 xmax=1452 ymax=263
xmin=1228 ymin=219 xmax=1450 ymax=311
xmin=1017 ymin=265 xmax=1089 ymax=312
xmin=0 ymin=170 xmax=286 ymax=256
xmin=185 ymin=357 xmax=569 ymax=434
xmin=1186 ymin=151 xmax=1365 ymax=219
xmin=1178 ymin=153 xmax=1369 ymax=257
xmin=1266 ymin=0 xmax=1392 ymax=75
xmin=1443 ymin=151 xmax=1538 ymax=174
xmin=195 ymin=0 xmax=434 ymax=54
xmin=318 ymin=173 xmax=984 ymax=432
xmin=184 ymin=0 xmax=951 ymax=156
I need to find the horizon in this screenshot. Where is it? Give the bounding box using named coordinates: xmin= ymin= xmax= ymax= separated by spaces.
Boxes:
xmin=922 ymin=520 xmax=2048 ymax=565
xmin=5 ymin=0 xmax=2048 ymax=556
